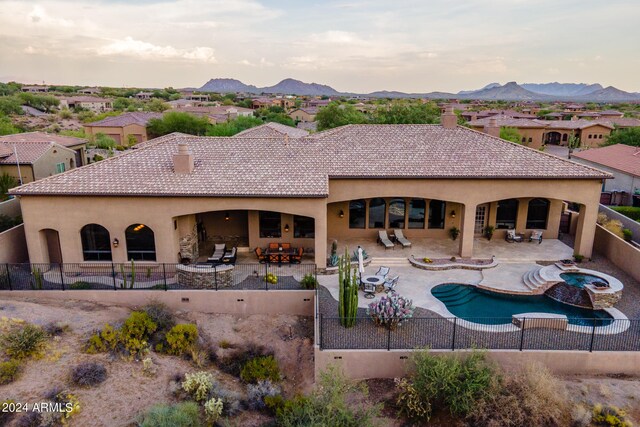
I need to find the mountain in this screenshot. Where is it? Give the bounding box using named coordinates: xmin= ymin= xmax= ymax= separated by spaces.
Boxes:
xmin=521 ymin=82 xmax=603 ymax=97
xmin=575 ymin=86 xmax=640 ymax=102
xmin=458 ymin=82 xmax=542 ymax=100
xmin=261 ymin=78 xmax=341 ymax=96
xmin=199 ymin=78 xmax=259 ymax=93
xmin=458 ymin=82 xmax=501 ymax=95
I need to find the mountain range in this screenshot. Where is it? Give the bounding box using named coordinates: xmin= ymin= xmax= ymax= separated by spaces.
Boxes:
xmin=197 ymin=78 xmax=640 ymax=102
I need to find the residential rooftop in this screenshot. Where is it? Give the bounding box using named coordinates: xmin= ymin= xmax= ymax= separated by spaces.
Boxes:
xmin=10 ymin=124 xmax=611 ymax=198
xmin=0 ymin=131 xmax=87 ymax=148
xmin=84 ymin=112 xmax=162 ymax=127
xmin=235 ymin=122 xmax=310 ymax=138
xmin=0 ymin=141 xmax=73 ymax=165
xmin=573 ymin=144 xmax=640 ymax=177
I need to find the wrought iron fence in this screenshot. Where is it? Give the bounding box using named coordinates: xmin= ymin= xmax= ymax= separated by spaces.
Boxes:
xmin=0 ymin=262 xmax=316 ymax=291
xmin=318 ymin=315 xmax=640 ymax=352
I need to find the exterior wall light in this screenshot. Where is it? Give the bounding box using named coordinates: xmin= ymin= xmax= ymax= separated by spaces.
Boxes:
xmin=284 ymin=224 xmax=290 ymax=232
xmin=339 ymin=210 xmax=344 ymax=218
xmin=113 ymin=238 xmax=119 ymax=247
xmin=450 ymin=210 xmax=456 ymax=218
xmin=224 ymin=212 xmax=230 ymax=221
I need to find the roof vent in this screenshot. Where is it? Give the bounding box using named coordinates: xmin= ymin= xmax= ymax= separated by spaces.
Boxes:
xmin=441 ymin=106 xmax=457 ymax=129
xmin=174 ymin=143 xmax=194 ymax=174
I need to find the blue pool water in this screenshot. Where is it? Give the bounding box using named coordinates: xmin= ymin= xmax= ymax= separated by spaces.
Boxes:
xmin=432 ymin=284 xmax=613 ymax=326
xmin=560 ymin=273 xmax=609 ymax=289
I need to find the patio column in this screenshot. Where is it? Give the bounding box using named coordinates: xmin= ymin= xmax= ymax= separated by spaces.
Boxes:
xmin=574 ymin=203 xmax=598 ymax=259
xmin=458 ymin=203 xmax=477 ymax=257
xmin=314 ymin=206 xmax=328 ymax=268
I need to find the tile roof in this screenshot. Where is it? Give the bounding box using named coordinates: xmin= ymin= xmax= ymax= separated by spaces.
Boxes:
xmin=467 ymin=116 xmax=546 ymax=128
xmin=0 ymin=142 xmax=73 ymax=165
xmin=85 ymin=112 xmax=162 ymax=127
xmin=573 ymin=145 xmax=640 ymax=177
xmin=10 ymin=124 xmax=611 ymax=198
xmin=0 ymin=132 xmax=87 ymax=148
xmin=541 ymin=119 xmax=615 ymax=130
xmin=234 ymin=122 xmax=310 ymax=138
xmin=60 ymin=96 xmax=112 ymax=103
xmin=595 ymin=117 xmax=640 ymax=128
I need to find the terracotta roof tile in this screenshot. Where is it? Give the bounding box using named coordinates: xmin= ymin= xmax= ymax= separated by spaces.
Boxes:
xmin=85 ymin=112 xmax=162 ymax=127
xmin=573 ymin=144 xmax=640 ymax=177
xmin=0 ymin=131 xmax=87 ymax=148
xmin=0 ymin=142 xmax=73 ymax=165
xmin=235 ymin=122 xmax=310 ymax=138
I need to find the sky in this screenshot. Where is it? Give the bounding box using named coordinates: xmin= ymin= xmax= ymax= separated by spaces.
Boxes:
xmin=0 ymin=0 xmax=639 ymax=93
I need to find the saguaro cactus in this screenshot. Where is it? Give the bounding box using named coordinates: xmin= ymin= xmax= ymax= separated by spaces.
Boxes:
xmin=338 ymin=247 xmax=359 ymax=328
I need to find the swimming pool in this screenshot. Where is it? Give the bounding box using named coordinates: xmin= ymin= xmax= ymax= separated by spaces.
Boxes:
xmin=431 ymin=284 xmax=613 ymax=326
xmin=560 ymin=273 xmax=609 ymax=289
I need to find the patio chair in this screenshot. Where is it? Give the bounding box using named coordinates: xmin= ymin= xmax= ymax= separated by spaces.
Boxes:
xmin=222 ymin=247 xmax=237 ymax=264
xmin=376 ymin=266 xmax=390 ymax=278
xmin=363 ymin=283 xmax=376 ymax=299
xmin=290 ymin=247 xmax=303 ymax=264
xmin=268 ymin=242 xmax=279 ymax=251
xmin=281 ymin=242 xmax=291 ymax=250
xmin=505 ymin=229 xmax=523 ymax=243
xmin=255 ymin=247 xmax=266 ymax=263
xmin=394 ymin=229 xmax=412 ymax=248
xmin=384 ymin=275 xmax=399 ymax=293
xmin=378 ymin=230 xmax=394 ymax=249
xmin=529 ymin=230 xmax=543 ymax=244
xmin=207 ymin=243 xmax=226 ymax=263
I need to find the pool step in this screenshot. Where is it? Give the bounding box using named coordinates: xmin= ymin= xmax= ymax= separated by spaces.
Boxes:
xmin=368 ymin=257 xmax=412 ymax=267
xmin=522 ymin=266 xmax=563 ymax=294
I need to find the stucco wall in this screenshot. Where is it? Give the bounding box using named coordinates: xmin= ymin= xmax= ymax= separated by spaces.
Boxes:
xmin=0 ymin=224 xmax=28 ymax=263
xmin=0 ymin=198 xmax=21 ymax=218
xmin=32 ymin=146 xmax=76 ymax=180
xmin=573 ymin=157 xmax=639 ymax=202
xmin=0 ymin=164 xmax=35 ymax=184
xmin=593 ymin=224 xmax=640 ymax=282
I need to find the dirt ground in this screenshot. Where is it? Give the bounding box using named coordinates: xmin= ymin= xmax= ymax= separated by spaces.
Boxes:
xmin=0 ymin=296 xmax=314 ymax=427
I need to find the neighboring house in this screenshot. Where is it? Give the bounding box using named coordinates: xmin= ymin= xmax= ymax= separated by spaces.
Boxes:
xmin=0 ymin=141 xmax=77 ymax=184
xmin=169 ymin=106 xmax=254 ymax=123
xmin=21 ymin=85 xmax=49 ymax=93
xmin=302 ymin=99 xmax=331 ymax=109
xmin=84 ymin=112 xmax=162 ymax=145
xmin=542 ymin=120 xmax=614 ymax=148
xmin=573 ymin=145 xmax=640 ymax=206
xmin=251 ymin=98 xmax=273 ymax=109
xmin=467 ymin=116 xmax=548 ymax=149
xmin=235 ymin=122 xmax=310 ymax=138
xmin=59 ymin=96 xmax=113 ymax=113
xmin=11 ymin=109 xmax=608 ymax=266
xmin=184 ymin=93 xmax=210 ymax=102
xmin=288 ymin=108 xmax=318 ymax=123
xmin=0 ymin=132 xmax=88 ymax=167
xmin=460 ymin=109 xmax=536 ymax=121
xmin=136 ymin=91 xmax=153 ymax=100
xmin=78 ymin=87 xmax=101 ymax=95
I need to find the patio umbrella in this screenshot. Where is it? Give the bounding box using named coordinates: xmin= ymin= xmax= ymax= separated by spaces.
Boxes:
xmin=357 ymin=246 xmax=365 ymax=282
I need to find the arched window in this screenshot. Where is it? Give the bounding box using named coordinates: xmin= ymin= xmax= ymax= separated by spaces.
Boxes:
xmin=348 ymin=200 xmax=366 ymax=229
xmin=526 ymin=198 xmax=550 ymax=229
xmin=496 ymin=199 xmax=519 ymax=229
xmin=408 ymin=199 xmax=426 ymax=229
xmin=562 ymin=133 xmax=568 ymax=142
xmin=388 ymin=198 xmax=406 ymax=229
xmin=368 ymin=198 xmax=386 ymax=229
xmin=125 ymin=224 xmax=156 ymax=261
xmin=428 ymin=200 xmax=446 ymax=229
xmin=81 ymin=224 xmax=112 ymax=261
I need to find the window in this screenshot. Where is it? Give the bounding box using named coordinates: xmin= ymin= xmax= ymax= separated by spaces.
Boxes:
xmin=428 ymin=200 xmax=446 ymax=229
xmin=388 ymin=198 xmax=406 ymax=229
xmin=293 ymin=215 xmax=315 ymax=238
xmin=496 ymin=199 xmax=519 ymax=229
xmin=562 ymin=134 xmax=568 ymax=142
xmin=521 ymin=137 xmax=526 ymax=143
xmin=408 ymin=199 xmax=426 ymax=229
xmin=588 ymin=134 xmax=592 ymax=139
xmin=526 ymin=198 xmax=550 ymax=229
xmin=55 ymin=162 xmax=65 ymax=173
xmin=528 ymin=137 xmax=532 ymax=143
xmin=599 ymin=134 xmax=603 ymax=139
xmin=368 ymin=198 xmax=386 ymax=228
xmin=81 ymin=224 xmax=112 ymax=261
xmin=349 ymin=200 xmax=366 ymax=229
xmin=125 ymin=224 xmax=156 ymax=261
xmin=259 ymin=211 xmax=281 ymax=238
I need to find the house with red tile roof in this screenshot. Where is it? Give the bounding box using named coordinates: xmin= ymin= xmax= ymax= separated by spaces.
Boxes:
xmin=11 ymin=108 xmax=609 ymax=266
xmin=0 ymin=131 xmax=88 ymax=167
xmin=84 ymin=112 xmax=162 ymax=146
xmin=0 ymin=139 xmax=77 ymax=184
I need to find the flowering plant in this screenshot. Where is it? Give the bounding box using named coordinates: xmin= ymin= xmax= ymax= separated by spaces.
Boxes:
xmin=366 ymin=291 xmax=414 ymax=329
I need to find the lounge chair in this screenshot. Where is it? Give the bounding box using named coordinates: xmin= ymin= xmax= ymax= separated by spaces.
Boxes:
xmin=207 ymin=243 xmax=226 ymax=263
xmin=376 ymin=266 xmax=390 ymax=278
xmin=363 ymin=283 xmax=376 ymax=299
xmin=384 ymin=276 xmax=399 ymax=293
xmin=529 ymin=230 xmax=543 ymax=244
xmin=505 ymin=229 xmax=523 ymax=243
xmin=378 ymin=230 xmax=394 ymax=249
xmin=290 ymin=247 xmax=303 ymax=264
xmin=255 ymin=247 xmax=266 ymax=263
xmin=222 ymin=247 xmax=237 ymax=264
xmin=394 ymin=229 xmax=412 ymax=248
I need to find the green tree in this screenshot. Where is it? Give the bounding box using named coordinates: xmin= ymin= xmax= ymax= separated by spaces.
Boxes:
xmin=373 ymin=100 xmax=440 ymax=124
xmin=143 ymin=99 xmax=170 ymax=112
xmin=206 ymin=115 xmax=263 ymax=136
xmin=0 ymin=97 xmax=23 ymax=116
xmin=18 ymin=93 xmax=60 ymax=112
xmin=0 ymin=82 xmax=21 ymax=96
xmin=603 ymin=127 xmax=640 ymax=147
xmin=316 ymin=103 xmax=368 ymax=130
xmin=567 ymin=133 xmax=581 ymax=159
xmin=0 ymin=115 xmax=21 ymax=136
xmin=147 ymin=112 xmax=210 ymax=137
xmin=499 ymin=127 xmax=522 ymax=144
xmin=0 ymin=173 xmax=19 ymax=201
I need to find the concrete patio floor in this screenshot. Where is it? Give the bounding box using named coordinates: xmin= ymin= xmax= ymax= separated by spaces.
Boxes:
xmin=330 ymin=236 xmax=574 ymax=262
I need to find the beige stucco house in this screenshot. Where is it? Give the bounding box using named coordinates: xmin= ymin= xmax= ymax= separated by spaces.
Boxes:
xmin=0 ymin=140 xmax=77 ymax=184
xmin=11 ymin=109 xmax=609 ymax=267
xmin=289 ymin=108 xmax=318 ymax=123
xmin=59 ymin=96 xmax=113 ymax=113
xmin=84 ymin=112 xmax=162 ymax=145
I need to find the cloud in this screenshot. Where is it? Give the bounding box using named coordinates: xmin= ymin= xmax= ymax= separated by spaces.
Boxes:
xmin=96 ymin=37 xmax=216 ymax=63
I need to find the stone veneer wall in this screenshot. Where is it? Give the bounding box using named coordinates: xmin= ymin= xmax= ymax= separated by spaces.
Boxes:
xmin=179 ymin=224 xmax=199 ymax=262
xmin=176 ymin=265 xmax=233 ymax=289
xmin=587 ymin=288 xmax=622 ymax=310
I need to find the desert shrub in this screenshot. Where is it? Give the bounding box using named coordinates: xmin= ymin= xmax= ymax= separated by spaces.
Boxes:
xmin=395 ymin=377 xmax=430 ymax=422
xmin=138 ymin=402 xmax=202 ymax=427
xmin=597 ymin=212 xmax=609 ymax=225
xmin=0 ymin=323 xmax=47 ymax=359
xmin=164 ymin=324 xmax=198 ymax=356
xmin=366 ymin=291 xmax=414 ymax=329
xmin=592 ymin=404 xmax=631 ymax=427
xmin=182 ymin=371 xmax=213 ymax=402
xmin=603 ymin=219 xmax=625 ymax=238
xmin=217 ymin=343 xmax=271 ymax=377
xmin=276 ymin=366 xmax=381 ymax=427
xmin=611 ymin=206 xmax=640 ymax=222
xmin=93 ymin=154 xmax=104 ymax=162
xmin=217 ymin=340 xmax=233 ymax=349
xmin=204 ymin=397 xmax=223 ymax=424
xmin=240 ymin=355 xmax=281 ymax=383
xmin=86 ymin=323 xmax=119 ymax=353
xmin=210 ymin=381 xmax=242 ymax=416
xmin=70 ymin=362 xmax=107 ymax=387
xmin=0 ymin=359 xmax=21 ymax=384
xmin=572 ymin=404 xmax=593 ymax=427
xmin=69 ymin=281 xmax=91 ymax=290
xmin=397 ymin=350 xmax=495 ymax=422
xmin=300 ymin=273 xmax=318 ymax=289
xmin=246 ymin=379 xmax=282 ymax=410
xmin=86 ymin=311 xmax=156 ymax=358
xmin=143 ymin=301 xmax=175 ymax=333
xmin=467 ymin=363 xmax=570 ymax=427
xmin=622 ymin=228 xmax=633 ymax=241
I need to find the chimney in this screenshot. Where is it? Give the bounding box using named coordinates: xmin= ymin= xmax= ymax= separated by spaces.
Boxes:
xmin=484 ymin=117 xmax=500 ymax=138
xmin=173 ymin=143 xmax=194 ymax=174
xmin=441 ymin=106 xmax=457 ymax=129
